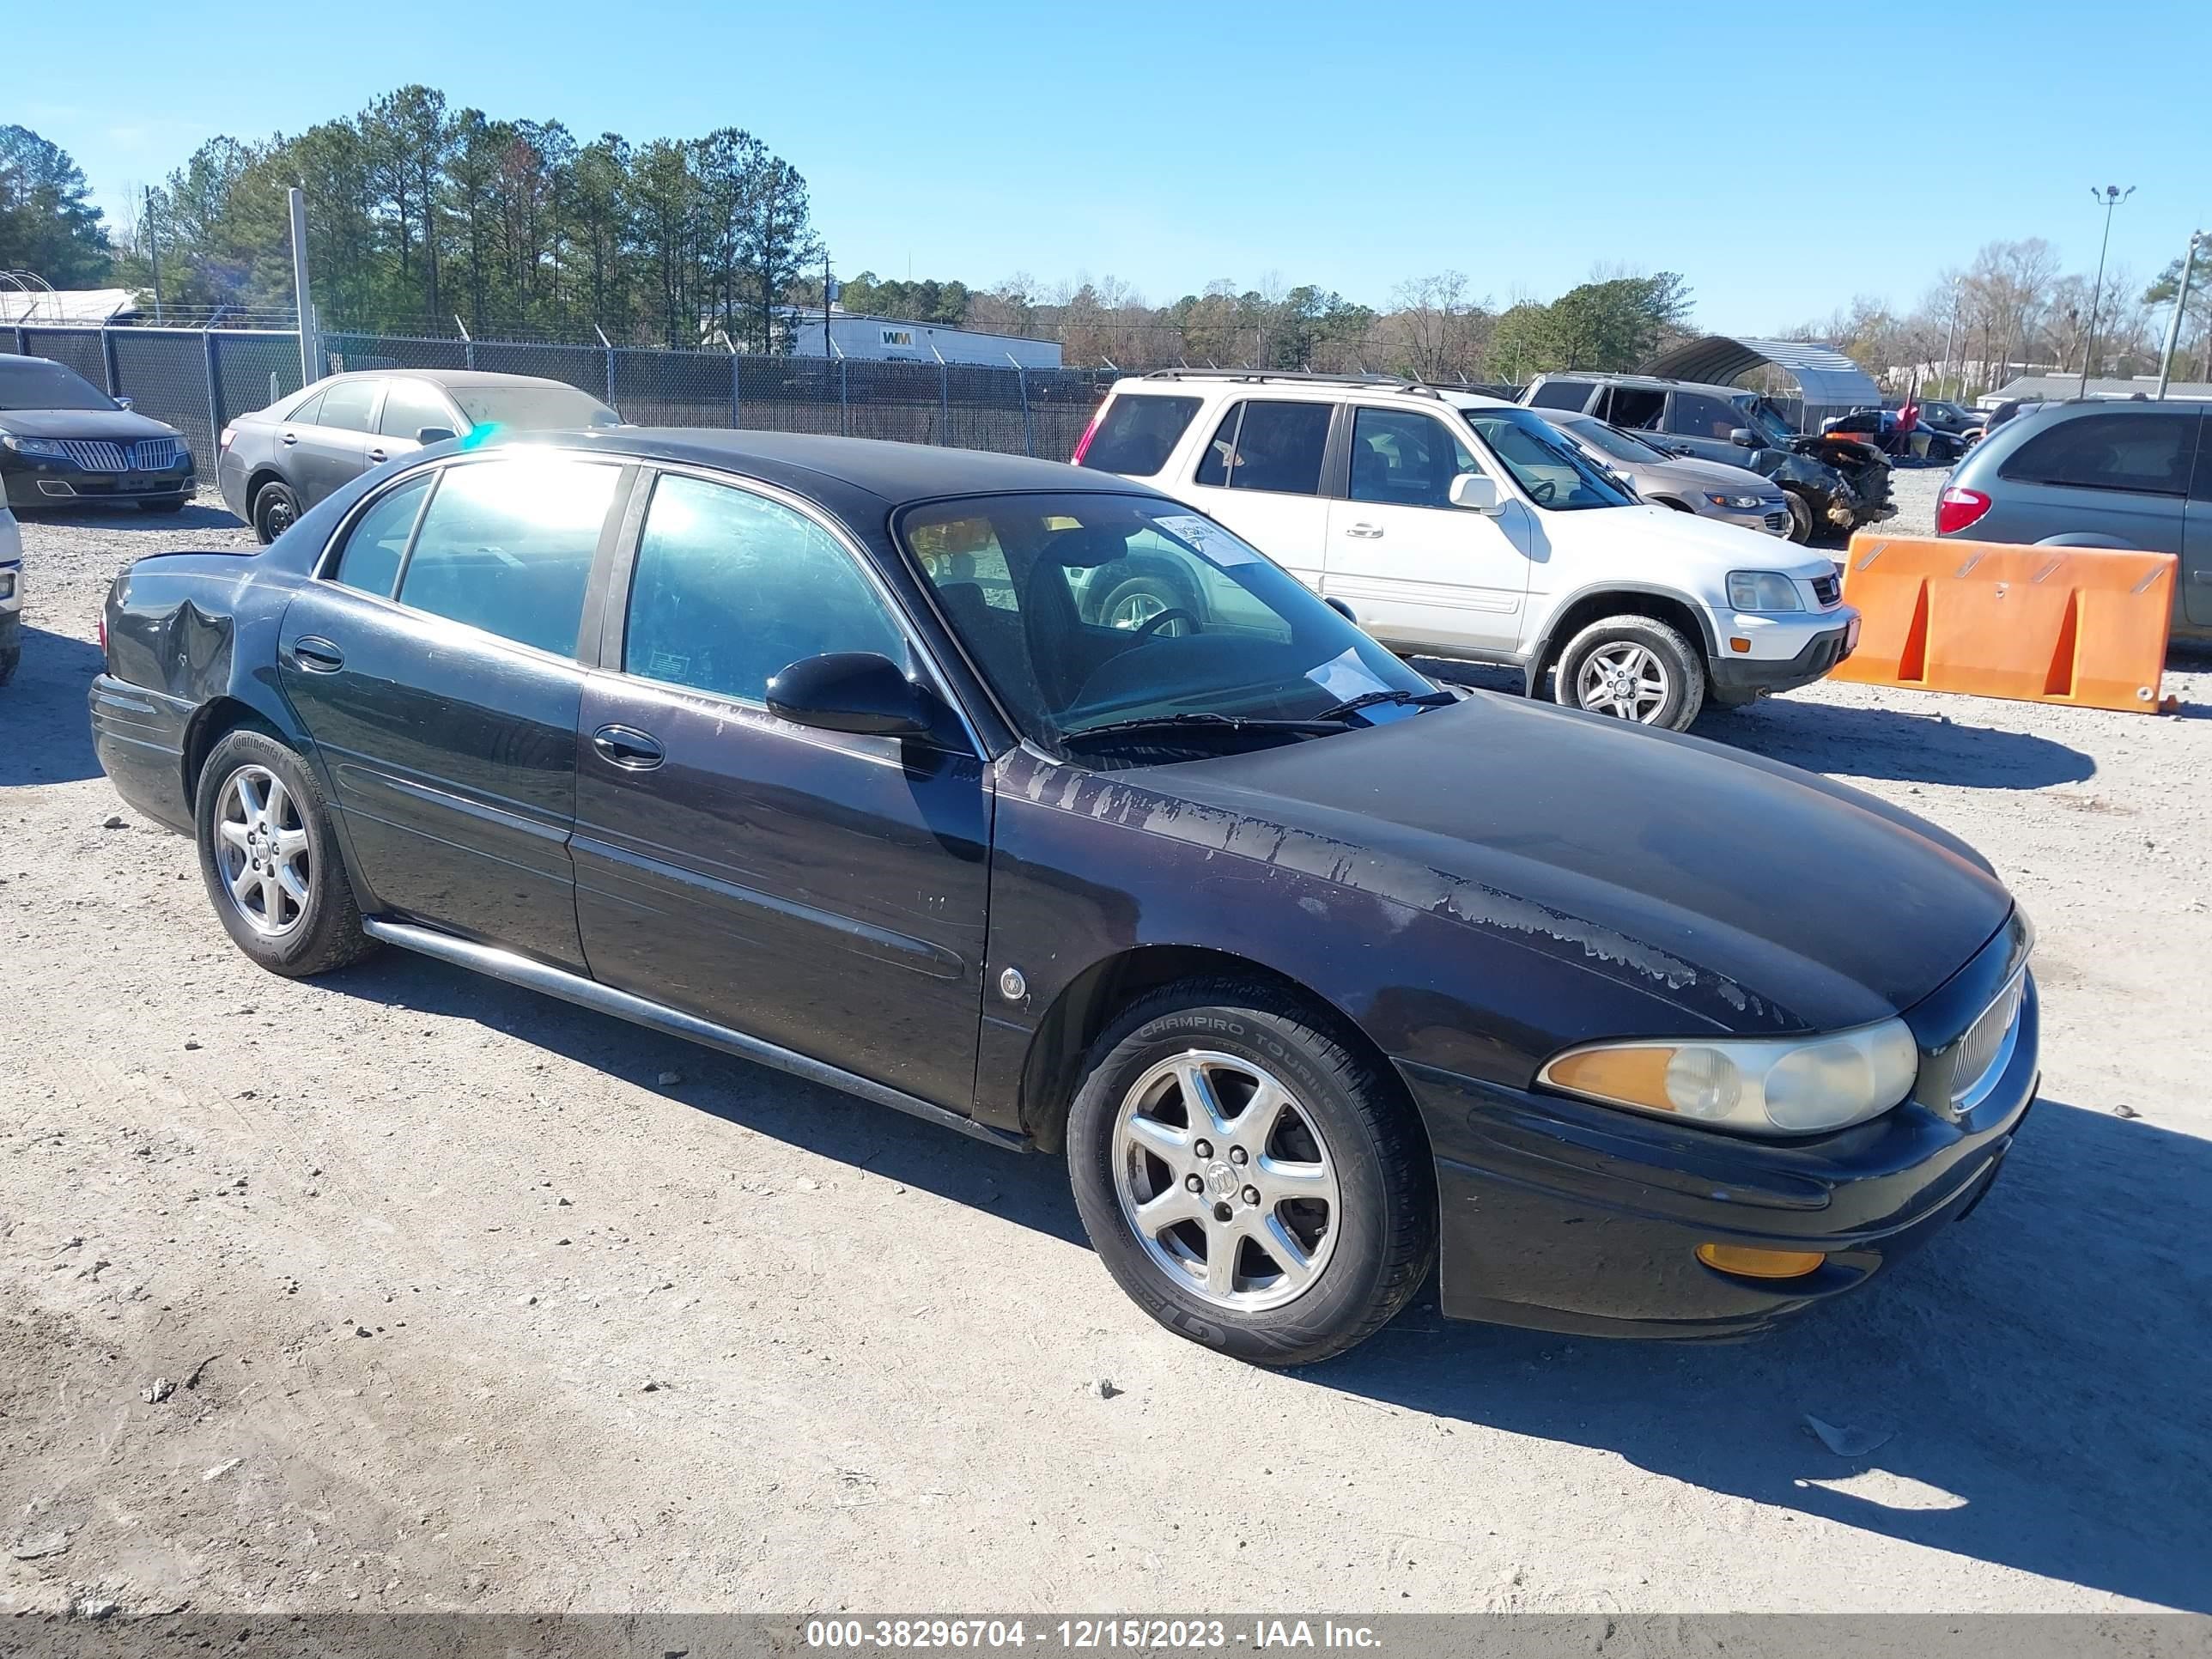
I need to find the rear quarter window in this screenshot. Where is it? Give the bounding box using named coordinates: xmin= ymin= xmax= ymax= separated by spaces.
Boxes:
xmin=1526 ymin=380 xmax=1595 ymax=411
xmin=1076 ymin=394 xmax=1201 ymax=474
xmin=1999 ymin=412 xmax=2197 ymax=495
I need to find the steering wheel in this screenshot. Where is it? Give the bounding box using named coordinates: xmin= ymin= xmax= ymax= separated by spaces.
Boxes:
xmin=1133 ymin=607 xmax=1201 ymax=641
xmin=1528 ymin=477 xmax=1559 ymax=505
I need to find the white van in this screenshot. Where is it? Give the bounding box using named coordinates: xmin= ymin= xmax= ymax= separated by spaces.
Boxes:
xmin=1073 ymin=372 xmax=1859 ymax=731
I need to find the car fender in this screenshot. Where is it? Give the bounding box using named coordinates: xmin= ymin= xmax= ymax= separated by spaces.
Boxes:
xmin=1520 ymin=580 xmax=1721 ymax=692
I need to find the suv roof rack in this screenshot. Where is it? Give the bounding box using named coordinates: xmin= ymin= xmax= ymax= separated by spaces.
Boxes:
xmin=1139 ymin=368 xmax=1443 ymax=399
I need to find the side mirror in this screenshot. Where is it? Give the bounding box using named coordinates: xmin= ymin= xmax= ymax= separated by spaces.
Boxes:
xmin=1728 ymin=428 xmax=1757 ymax=448
xmin=114 ymin=396 xmax=135 ymax=411
xmin=1324 ymin=596 xmax=1358 ymax=624
xmin=416 ymin=425 xmax=458 ymax=445
xmin=1448 ymin=472 xmax=1504 ymax=515
xmin=766 ymin=652 xmax=954 ymax=744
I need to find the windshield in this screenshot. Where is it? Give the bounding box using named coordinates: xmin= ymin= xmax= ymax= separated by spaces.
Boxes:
xmin=898 ymin=492 xmax=1437 ymax=756
xmin=1557 ymin=416 xmax=1672 ymax=465
xmin=1460 ymin=409 xmax=1635 ymax=510
xmin=1733 ymin=397 xmax=1796 ymax=446
xmin=0 ymin=359 xmax=116 ymax=412
xmin=448 ymin=386 xmax=621 ymax=429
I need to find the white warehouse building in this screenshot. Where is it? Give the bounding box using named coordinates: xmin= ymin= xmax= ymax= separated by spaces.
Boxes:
xmin=782 ymin=307 xmax=1062 ymax=368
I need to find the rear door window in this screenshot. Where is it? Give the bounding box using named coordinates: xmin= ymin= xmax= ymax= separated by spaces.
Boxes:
xmin=1192 ymin=400 xmax=1332 ymax=495
xmin=1077 ymin=394 xmax=1200 ymax=474
xmin=331 ymin=475 xmax=432 ymax=596
xmin=2000 ymin=412 xmax=2197 ymax=495
xmin=1603 ymin=387 xmax=1667 ymax=428
xmin=317 ymin=380 xmax=381 ymax=434
xmin=395 ymin=457 xmax=621 ymax=655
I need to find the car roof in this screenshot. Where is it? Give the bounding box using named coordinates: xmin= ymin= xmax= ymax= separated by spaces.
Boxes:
xmin=507 ymin=428 xmax=1165 ymax=513
xmin=311 ymin=368 xmax=599 ymax=392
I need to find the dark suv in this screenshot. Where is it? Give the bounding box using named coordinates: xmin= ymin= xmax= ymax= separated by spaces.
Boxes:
xmin=1523 ymin=373 xmax=1893 ymax=544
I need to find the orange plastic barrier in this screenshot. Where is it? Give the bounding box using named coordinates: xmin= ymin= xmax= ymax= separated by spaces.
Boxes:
xmin=1832 ymin=534 xmax=2179 ymax=714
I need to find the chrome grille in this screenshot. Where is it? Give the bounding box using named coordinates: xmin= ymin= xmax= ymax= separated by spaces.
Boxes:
xmin=40 ymin=437 xmax=180 ymax=471
xmin=54 ymin=440 xmax=129 ymax=471
xmin=1951 ymin=972 xmax=2027 ymax=1110
xmin=1764 ymin=510 xmax=1788 ymax=534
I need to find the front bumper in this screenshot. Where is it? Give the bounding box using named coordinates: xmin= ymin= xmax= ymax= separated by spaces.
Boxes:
xmin=1404 ymin=924 xmax=2039 ymax=1340
xmin=1696 ymin=497 xmax=1794 ymax=538
xmin=1705 ymin=612 xmax=1858 ymax=699
xmin=3 ymin=450 xmax=196 ymax=507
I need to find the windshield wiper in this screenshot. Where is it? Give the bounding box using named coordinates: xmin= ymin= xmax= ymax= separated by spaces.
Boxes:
xmin=1313 ymin=688 xmax=1458 ymax=722
xmin=1060 ymin=712 xmax=1346 ymax=744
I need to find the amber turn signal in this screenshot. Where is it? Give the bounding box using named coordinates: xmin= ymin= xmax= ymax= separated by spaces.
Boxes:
xmin=1695 ymin=1243 xmax=1826 ymax=1279
xmin=1729 ymin=636 xmax=1753 ymax=653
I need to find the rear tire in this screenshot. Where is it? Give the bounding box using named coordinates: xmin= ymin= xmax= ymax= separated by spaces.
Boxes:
xmin=194 ymin=726 xmax=377 ymax=977
xmin=1066 ymin=979 xmax=1435 ymax=1367
xmin=1552 ymin=613 xmax=1705 ymax=732
xmin=251 ymin=481 xmax=301 ymax=544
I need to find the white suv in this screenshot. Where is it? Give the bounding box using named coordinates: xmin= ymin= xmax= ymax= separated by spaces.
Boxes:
xmin=1073 ymin=373 xmax=1860 ymax=731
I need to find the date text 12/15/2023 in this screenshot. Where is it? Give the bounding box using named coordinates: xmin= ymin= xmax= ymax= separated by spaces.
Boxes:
xmin=804 ymin=1619 xmax=1384 ymax=1650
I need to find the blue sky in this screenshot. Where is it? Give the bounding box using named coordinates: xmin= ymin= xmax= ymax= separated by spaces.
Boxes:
xmin=16 ymin=0 xmax=2210 ymax=333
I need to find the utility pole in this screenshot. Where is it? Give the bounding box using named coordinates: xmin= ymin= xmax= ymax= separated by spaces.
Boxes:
xmin=2155 ymin=228 xmax=2203 ymax=399
xmin=145 ymin=186 xmax=163 ymax=324
xmin=1938 ymin=277 xmax=1961 ymax=398
xmin=823 ymin=252 xmax=834 ymax=360
xmin=287 ymin=188 xmax=319 ymax=385
xmin=2079 ymin=185 xmax=2135 ymax=398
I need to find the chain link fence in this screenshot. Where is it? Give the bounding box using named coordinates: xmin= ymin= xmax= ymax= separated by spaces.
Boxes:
xmin=3 ymin=324 xmax=1114 ymax=483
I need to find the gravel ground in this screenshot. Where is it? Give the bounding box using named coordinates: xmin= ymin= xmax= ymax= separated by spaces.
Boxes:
xmin=3 ymin=477 xmax=2209 ymax=1623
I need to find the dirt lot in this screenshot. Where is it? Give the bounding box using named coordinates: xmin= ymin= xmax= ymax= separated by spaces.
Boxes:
xmin=3 ymin=471 xmax=2209 ymax=1622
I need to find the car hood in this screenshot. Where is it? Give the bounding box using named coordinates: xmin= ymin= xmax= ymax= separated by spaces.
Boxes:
xmin=1564 ymin=502 xmax=1831 ymax=579
xmin=1132 ymin=696 xmax=2011 ymax=1035
xmin=0 ymin=406 xmax=183 ymax=441
xmin=1635 ymin=454 xmax=1783 ymax=495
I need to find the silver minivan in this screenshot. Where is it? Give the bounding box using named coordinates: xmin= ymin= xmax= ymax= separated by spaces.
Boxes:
xmin=1939 ymin=399 xmax=2210 ymax=643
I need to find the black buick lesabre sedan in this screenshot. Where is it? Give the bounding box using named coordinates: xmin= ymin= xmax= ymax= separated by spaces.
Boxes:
xmin=89 ymin=430 xmax=2038 ymax=1364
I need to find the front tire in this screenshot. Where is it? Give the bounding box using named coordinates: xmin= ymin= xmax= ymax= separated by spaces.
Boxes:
xmin=1066 ymin=980 xmax=1435 ymax=1366
xmin=1553 ymin=613 xmax=1705 ymax=732
xmin=194 ymin=726 xmax=377 ymax=976
xmin=1782 ymin=489 xmax=1816 ymax=544
xmin=251 ymin=481 xmax=301 ymax=544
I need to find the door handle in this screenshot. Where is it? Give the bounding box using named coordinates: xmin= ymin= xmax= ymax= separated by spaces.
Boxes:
xmin=279 ymin=431 xmax=299 ymax=446
xmin=290 ymin=636 xmax=344 ymax=673
xmin=366 ymin=447 xmax=388 ymax=465
xmin=1344 ymin=522 xmax=1384 ymax=538
xmin=592 ymin=724 xmax=665 ymax=770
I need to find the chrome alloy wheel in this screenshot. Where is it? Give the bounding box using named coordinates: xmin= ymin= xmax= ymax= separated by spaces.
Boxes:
xmin=1576 ymin=641 xmax=1671 ymax=722
xmin=215 ymin=765 xmax=312 ymax=937
xmin=1110 ymin=1050 xmax=1342 ymax=1312
xmin=1109 ymin=590 xmax=1167 ymax=629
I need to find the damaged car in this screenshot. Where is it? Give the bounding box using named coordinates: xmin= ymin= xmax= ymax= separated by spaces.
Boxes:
xmin=1523 ymin=373 xmax=1893 ymax=544
xmin=88 ymin=430 xmax=2036 ymax=1366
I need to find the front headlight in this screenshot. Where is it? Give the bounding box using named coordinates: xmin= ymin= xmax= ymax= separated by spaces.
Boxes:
xmin=1726 ymin=569 xmax=1805 ymax=611
xmin=2 ymin=435 xmax=71 ymax=459
xmin=1538 ymin=1018 xmax=1920 ymax=1137
xmin=1705 ymin=493 xmax=1765 ymax=510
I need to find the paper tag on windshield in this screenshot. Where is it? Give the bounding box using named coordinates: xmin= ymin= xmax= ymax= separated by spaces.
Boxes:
xmin=1305 ymin=647 xmax=1390 ymax=703
xmin=1155 ymin=514 xmax=1257 ymax=566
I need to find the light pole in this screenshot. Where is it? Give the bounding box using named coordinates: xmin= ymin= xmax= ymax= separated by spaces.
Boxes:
xmin=2078 ymin=184 xmax=2134 ymax=396
xmin=2155 ymin=228 xmax=2203 ymax=399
